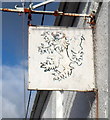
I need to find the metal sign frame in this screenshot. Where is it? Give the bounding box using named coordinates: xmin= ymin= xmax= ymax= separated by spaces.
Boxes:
xmin=28 ymin=26 xmax=95 ymax=91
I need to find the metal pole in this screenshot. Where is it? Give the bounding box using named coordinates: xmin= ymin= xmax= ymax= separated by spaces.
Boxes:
xmin=56 ymin=91 xmax=63 ymax=118
xmin=96 ymin=90 xmax=99 ymax=119
xmin=32 ymin=0 xmax=55 ymax=9
xmin=0 ymin=8 xmax=91 ymax=17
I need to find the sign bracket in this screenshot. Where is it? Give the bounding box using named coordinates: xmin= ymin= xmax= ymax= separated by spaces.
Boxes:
xmin=0 ymin=1 xmax=96 ymax=26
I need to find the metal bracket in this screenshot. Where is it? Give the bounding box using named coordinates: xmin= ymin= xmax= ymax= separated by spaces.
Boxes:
xmin=87 ymin=11 xmax=96 ymax=27
xmin=14 ymin=0 xmax=56 ymax=11
xmin=15 ymin=5 xmax=24 ymax=11
xmin=0 ymin=1 xmax=96 ymax=27
xmin=32 ymin=0 xmax=55 ymax=10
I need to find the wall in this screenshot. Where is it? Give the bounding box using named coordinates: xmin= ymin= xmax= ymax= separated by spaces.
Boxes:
xmin=108 ymin=1 xmax=110 ymax=119
xmin=93 ymin=2 xmax=108 ymax=117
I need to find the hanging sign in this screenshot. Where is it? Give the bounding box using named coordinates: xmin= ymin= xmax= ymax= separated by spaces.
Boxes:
xmin=28 ymin=26 xmax=95 ymax=91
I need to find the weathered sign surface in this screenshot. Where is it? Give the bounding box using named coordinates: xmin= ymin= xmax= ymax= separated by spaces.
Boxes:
xmin=28 ymin=26 xmax=95 ymax=91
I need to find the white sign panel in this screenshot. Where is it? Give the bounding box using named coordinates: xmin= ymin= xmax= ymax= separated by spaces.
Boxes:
xmin=28 ymin=26 xmax=95 ymax=91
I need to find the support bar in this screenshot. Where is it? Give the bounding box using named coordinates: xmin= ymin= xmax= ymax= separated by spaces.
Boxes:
xmin=0 ymin=8 xmax=91 ymax=17
xmin=32 ymin=0 xmax=55 ymax=9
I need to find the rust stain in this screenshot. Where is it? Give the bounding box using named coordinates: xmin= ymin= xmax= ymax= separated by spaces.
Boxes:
xmin=2 ymin=8 xmax=11 ymax=12
xmin=54 ymin=11 xmax=60 ymax=16
xmin=96 ymin=90 xmax=99 ymax=120
xmin=24 ymin=8 xmax=31 ymax=13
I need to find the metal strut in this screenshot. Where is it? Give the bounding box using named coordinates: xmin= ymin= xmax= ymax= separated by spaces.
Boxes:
xmin=0 ymin=8 xmax=90 ymax=17
xmin=27 ymin=9 xmax=32 ymax=25
xmin=0 ymin=0 xmax=96 ymax=26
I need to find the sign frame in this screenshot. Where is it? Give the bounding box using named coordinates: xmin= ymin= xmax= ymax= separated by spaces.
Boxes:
xmin=28 ymin=26 xmax=95 ymax=91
